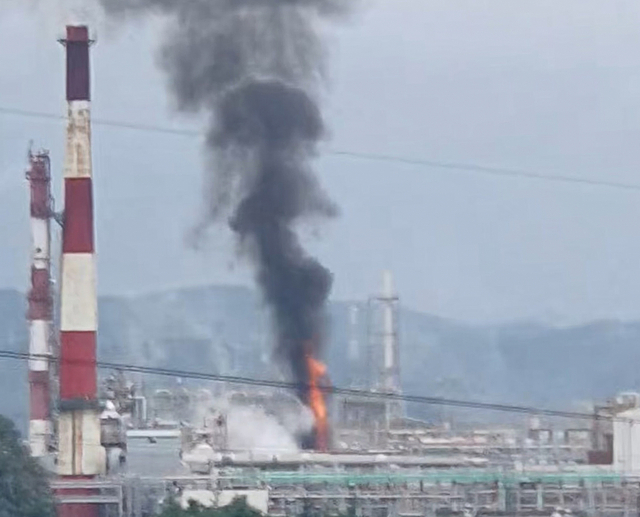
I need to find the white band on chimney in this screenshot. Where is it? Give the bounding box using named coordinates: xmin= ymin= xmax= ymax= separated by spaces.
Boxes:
xmin=31 ymin=218 xmax=50 ymax=268
xmin=29 ymin=320 xmax=50 ymax=371
xmin=64 ymin=101 xmax=92 ymax=180
xmin=60 ymin=253 xmax=98 ymax=332
xmin=29 ymin=419 xmax=51 ymax=458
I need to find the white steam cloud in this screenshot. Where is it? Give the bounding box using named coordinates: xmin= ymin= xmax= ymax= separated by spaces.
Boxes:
xmin=226 ymin=405 xmax=314 ymax=453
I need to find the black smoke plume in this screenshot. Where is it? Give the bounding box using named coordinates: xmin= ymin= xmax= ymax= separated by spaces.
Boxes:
xmin=99 ymin=0 xmax=347 ymax=440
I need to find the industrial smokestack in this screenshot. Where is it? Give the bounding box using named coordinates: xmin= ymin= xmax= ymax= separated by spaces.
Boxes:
xmin=381 ymin=270 xmax=399 ymax=394
xmin=57 ymin=24 xmax=105 ymax=495
xmin=348 ymin=304 xmax=359 ymax=362
xmin=26 ymin=150 xmax=53 ymax=458
xmin=382 ymin=271 xmax=395 ymax=375
xmin=98 ymin=0 xmax=350 ymax=448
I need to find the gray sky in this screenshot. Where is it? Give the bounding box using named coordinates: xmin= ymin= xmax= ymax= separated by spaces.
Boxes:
xmin=3 ymin=0 xmax=640 ymax=324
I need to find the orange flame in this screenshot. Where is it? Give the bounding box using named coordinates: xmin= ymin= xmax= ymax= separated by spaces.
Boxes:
xmin=306 ymin=353 xmax=328 ymax=451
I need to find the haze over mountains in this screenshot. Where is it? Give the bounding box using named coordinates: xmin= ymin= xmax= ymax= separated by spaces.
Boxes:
xmin=1 ymin=285 xmax=639 ymax=431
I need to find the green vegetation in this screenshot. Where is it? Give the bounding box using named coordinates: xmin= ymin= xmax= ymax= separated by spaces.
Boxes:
xmin=0 ymin=415 xmax=55 ymax=517
xmin=157 ymin=496 xmax=354 ymax=517
xmin=158 ymin=496 xmax=264 ymax=517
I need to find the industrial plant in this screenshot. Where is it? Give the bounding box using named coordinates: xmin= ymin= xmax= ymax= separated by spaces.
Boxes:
xmin=20 ymin=23 xmax=640 ymax=517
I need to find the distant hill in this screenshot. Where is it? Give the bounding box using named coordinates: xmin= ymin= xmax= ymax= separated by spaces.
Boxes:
xmin=2 ymin=285 xmax=640 ymax=431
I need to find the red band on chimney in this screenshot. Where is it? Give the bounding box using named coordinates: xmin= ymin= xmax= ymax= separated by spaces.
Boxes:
xmin=28 ymin=161 xmax=51 ymax=218
xmin=56 ymin=478 xmax=99 ymax=517
xmin=27 ymin=268 xmax=52 ymax=320
xmin=59 ymin=331 xmax=97 ymax=401
xmin=62 ymin=178 xmax=94 ymax=254
xmin=66 ymin=26 xmax=89 ymax=42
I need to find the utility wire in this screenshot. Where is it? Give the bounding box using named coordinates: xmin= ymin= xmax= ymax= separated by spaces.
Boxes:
xmin=3 ymin=105 xmax=640 ymax=192
xmin=329 ymin=150 xmax=640 ymax=192
xmin=0 ymin=106 xmax=201 ymax=137
xmin=5 ymin=106 xmax=637 ymax=421
xmin=1 ymin=349 xmax=632 ymax=423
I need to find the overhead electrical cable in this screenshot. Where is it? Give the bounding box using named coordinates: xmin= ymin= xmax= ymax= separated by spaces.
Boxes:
xmin=2 ymin=106 xmax=640 ymax=192
xmin=2 ymin=107 xmax=635 ymax=421
xmin=0 ymin=349 xmax=632 ymax=423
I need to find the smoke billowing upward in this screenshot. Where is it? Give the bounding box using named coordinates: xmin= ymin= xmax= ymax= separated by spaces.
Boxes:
xmin=99 ymin=0 xmax=347 ymax=421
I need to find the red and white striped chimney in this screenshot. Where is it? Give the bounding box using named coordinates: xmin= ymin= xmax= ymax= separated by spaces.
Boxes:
xmin=57 ymin=25 xmax=105 ymax=485
xmin=26 ymin=150 xmax=53 ymax=458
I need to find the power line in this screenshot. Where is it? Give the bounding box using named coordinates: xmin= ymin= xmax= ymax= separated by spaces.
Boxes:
xmin=0 ymin=349 xmax=630 ymax=423
xmin=3 ymin=105 xmax=640 ymax=192
xmin=0 ymin=106 xmax=201 ymax=137
xmin=329 ymin=150 xmax=640 ymax=192
xmin=3 ymin=107 xmax=636 ymax=421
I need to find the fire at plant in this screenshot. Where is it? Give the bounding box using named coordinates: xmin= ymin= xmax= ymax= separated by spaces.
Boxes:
xmin=24 ymin=6 xmax=640 ymax=517
xmin=303 ymin=345 xmax=330 ymax=452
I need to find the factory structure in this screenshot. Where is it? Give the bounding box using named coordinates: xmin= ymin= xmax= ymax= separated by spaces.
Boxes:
xmin=21 ymin=24 xmax=640 ymax=517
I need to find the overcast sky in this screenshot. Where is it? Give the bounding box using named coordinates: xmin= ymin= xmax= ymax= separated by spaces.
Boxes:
xmin=3 ymin=0 xmax=640 ymax=324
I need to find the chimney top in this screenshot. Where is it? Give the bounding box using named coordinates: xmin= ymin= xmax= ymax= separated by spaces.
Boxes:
xmin=66 ymin=26 xmax=89 ymax=43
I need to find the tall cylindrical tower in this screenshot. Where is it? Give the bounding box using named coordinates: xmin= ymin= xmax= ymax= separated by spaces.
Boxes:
xmin=366 ymin=271 xmax=403 ymax=424
xmin=26 ymin=150 xmax=53 ymax=458
xmin=348 ymin=304 xmax=359 ymax=362
xmin=57 ymin=25 xmax=105 ymax=500
xmin=381 ymin=270 xmax=397 ymax=389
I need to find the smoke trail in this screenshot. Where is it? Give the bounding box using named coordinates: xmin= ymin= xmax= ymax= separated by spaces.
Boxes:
xmin=99 ymin=0 xmax=347 ymax=432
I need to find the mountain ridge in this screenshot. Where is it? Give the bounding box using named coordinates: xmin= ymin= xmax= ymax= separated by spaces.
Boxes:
xmin=2 ymin=285 xmax=639 ymax=431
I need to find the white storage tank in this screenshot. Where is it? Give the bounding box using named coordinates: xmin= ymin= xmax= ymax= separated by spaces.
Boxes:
xmin=613 ymin=407 xmax=640 ymax=472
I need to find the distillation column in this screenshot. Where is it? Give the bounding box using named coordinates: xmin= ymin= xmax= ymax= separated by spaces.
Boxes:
xmin=381 ymin=270 xmax=400 ymax=394
xmin=380 ymin=270 xmax=402 ymax=423
xmin=57 ymin=25 xmax=105 ymax=517
xmin=26 ymin=150 xmax=54 ymax=458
